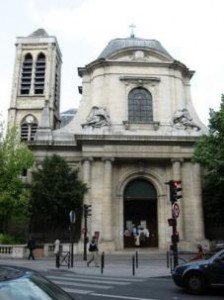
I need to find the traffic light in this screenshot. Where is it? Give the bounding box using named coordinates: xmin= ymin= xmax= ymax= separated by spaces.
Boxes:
xmin=83 ymin=204 xmax=92 ymax=217
xmin=170 ymin=180 xmax=182 ymax=203
xmin=166 ymin=180 xmax=182 ymax=203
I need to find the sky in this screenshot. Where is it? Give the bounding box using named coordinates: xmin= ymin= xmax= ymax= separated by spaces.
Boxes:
xmin=0 ymin=0 xmax=224 ymax=125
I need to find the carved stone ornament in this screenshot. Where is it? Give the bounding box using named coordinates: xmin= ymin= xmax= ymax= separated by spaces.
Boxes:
xmin=82 ymin=106 xmax=111 ymax=128
xmin=130 ymin=50 xmax=147 ymax=61
xmin=173 ymin=108 xmax=200 ymax=131
xmin=119 ymin=76 xmax=160 ymax=86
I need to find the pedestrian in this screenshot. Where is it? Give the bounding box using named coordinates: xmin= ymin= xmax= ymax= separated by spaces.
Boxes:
xmin=54 ymin=239 xmax=61 ymax=268
xmin=87 ymin=236 xmax=99 ymax=267
xmin=190 ymin=244 xmax=205 ymax=261
xmin=27 ymin=235 xmax=36 ymax=260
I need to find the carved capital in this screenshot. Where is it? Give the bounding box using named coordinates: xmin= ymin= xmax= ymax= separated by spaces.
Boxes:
xmin=102 ymin=157 xmax=115 ymax=163
xmin=81 ymin=157 xmax=93 ymax=163
xmin=171 ymin=158 xmax=184 ymax=164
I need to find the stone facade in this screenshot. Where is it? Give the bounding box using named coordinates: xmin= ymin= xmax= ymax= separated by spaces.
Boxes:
xmin=8 ymin=28 xmax=62 ymax=135
xmin=8 ymin=30 xmax=208 ymax=251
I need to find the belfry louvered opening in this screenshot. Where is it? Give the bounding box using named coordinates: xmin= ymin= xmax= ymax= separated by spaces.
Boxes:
xmin=54 ymin=63 xmax=60 ymax=108
xmin=20 ymin=53 xmax=33 ymax=95
xmin=35 ymin=53 xmax=46 ymax=94
xmin=21 ymin=115 xmax=38 ymax=141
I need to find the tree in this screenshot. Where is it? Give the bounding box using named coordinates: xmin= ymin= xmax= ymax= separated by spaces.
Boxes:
xmin=30 ymin=154 xmax=87 ymax=237
xmin=194 ymin=94 xmax=224 ymax=225
xmin=0 ymin=125 xmax=34 ymax=233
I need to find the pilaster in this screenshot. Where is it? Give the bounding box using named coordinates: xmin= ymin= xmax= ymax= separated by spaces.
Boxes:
xmin=192 ymin=163 xmax=205 ymax=240
xmin=82 ymin=158 xmax=93 ymax=235
xmin=102 ymin=158 xmax=114 ymax=241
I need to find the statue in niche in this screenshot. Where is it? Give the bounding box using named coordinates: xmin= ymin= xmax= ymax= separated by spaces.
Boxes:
xmin=82 ymin=106 xmax=111 ymax=128
xmin=173 ymin=108 xmax=200 ymax=131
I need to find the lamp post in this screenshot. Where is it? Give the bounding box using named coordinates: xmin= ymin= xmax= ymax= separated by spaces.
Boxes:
xmin=69 ymin=210 xmax=76 ymax=268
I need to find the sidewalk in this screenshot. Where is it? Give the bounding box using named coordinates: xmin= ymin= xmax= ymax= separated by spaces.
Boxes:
xmin=0 ymin=251 xmax=174 ymax=278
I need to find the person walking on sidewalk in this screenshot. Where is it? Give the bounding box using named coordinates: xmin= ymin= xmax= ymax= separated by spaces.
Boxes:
xmin=54 ymin=239 xmax=61 ymax=268
xmin=87 ymin=236 xmax=99 ymax=267
xmin=27 ymin=236 xmax=36 ymax=260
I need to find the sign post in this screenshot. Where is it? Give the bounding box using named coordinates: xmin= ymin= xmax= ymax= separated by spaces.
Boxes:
xmin=83 ymin=204 xmax=92 ymax=261
xmin=69 ymin=210 xmax=76 ymax=268
xmin=165 ymin=180 xmax=182 ymax=268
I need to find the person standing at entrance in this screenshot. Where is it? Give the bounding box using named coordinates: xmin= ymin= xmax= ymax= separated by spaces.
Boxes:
xmin=27 ymin=236 xmax=36 ymax=260
xmin=87 ymin=236 xmax=99 ymax=267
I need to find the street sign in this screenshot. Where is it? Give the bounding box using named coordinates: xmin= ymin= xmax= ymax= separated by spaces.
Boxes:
xmin=172 ymin=202 xmax=180 ymax=218
xmin=69 ymin=210 xmax=76 ymax=224
xmin=168 ymin=218 xmax=177 ymax=226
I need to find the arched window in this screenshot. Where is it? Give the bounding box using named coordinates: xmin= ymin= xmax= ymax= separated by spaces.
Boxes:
xmin=128 ymin=88 xmax=153 ymax=123
xmin=34 ymin=53 xmax=46 ymax=94
xmin=21 ymin=115 xmax=38 ymax=141
xmin=20 ymin=53 xmax=33 ymax=95
xmin=124 ymin=178 xmax=157 ymax=199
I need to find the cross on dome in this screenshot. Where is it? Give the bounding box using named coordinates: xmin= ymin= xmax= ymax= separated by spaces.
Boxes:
xmin=129 ymin=23 xmax=136 ymax=38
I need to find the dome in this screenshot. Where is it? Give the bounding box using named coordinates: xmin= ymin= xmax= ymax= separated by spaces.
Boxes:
xmin=98 ymin=37 xmax=173 ymax=59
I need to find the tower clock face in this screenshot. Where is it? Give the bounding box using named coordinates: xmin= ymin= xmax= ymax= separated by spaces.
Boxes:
xmin=26 ymin=115 xmax=34 ymax=123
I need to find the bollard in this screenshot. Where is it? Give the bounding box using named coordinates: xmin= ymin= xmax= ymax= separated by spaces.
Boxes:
xmin=101 ymin=252 xmax=104 ymax=274
xmin=132 ymin=255 xmax=135 ymax=276
xmin=135 ymin=251 xmax=138 ymax=268
xmin=56 ymin=254 xmax=60 ymax=268
xmin=68 ymin=252 xmax=71 ymax=269
xmin=170 ymin=252 xmax=173 ymax=271
xmin=166 ymin=251 xmax=169 ymax=268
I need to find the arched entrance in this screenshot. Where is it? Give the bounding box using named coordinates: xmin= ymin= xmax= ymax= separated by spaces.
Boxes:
xmin=123 ymin=178 xmax=158 ymax=248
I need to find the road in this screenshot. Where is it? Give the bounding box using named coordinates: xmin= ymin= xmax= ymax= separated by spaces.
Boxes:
xmin=40 ymin=270 xmax=224 ymax=300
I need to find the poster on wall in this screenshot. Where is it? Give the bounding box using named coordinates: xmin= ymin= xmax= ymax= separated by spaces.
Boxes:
xmin=140 ymin=220 xmax=146 ymax=229
xmin=126 ymin=220 xmax=132 ymax=230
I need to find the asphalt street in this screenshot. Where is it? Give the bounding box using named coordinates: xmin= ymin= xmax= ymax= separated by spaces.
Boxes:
xmin=1 ymin=251 xmax=224 ymax=299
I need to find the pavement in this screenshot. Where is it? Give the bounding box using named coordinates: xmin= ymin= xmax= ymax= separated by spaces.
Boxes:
xmin=0 ymin=250 xmax=193 ymax=278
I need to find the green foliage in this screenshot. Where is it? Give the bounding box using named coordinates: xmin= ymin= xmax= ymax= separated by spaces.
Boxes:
xmin=0 ymin=233 xmax=22 ymax=244
xmin=0 ymin=125 xmax=34 ymax=232
xmin=30 ymin=154 xmax=87 ymax=227
xmin=194 ymin=94 xmax=224 ymax=225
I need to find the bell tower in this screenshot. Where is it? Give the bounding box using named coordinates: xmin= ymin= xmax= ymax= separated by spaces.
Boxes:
xmin=8 ymin=28 xmax=62 ymax=141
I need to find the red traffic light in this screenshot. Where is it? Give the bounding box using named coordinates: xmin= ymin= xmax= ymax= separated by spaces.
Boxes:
xmin=165 ymin=180 xmax=182 ymax=203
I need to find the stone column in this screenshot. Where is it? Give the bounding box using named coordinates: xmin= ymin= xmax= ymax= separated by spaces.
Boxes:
xmin=82 ymin=158 xmax=92 ymax=234
xmin=182 ymin=161 xmax=194 ymax=242
xmin=116 ymin=194 xmax=124 ymax=250
xmin=82 ymin=158 xmax=92 ymax=203
xmin=102 ymin=158 xmax=114 ymax=241
xmin=192 ymin=163 xmax=205 ymax=240
xmin=171 ymin=159 xmax=184 ymax=240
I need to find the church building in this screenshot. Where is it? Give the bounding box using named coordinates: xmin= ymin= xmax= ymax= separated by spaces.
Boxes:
xmin=8 ymin=29 xmax=207 ymax=251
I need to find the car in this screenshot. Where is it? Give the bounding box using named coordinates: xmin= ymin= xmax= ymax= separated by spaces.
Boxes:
xmin=172 ymin=249 xmax=224 ymax=295
xmin=0 ymin=265 xmax=74 ymax=299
